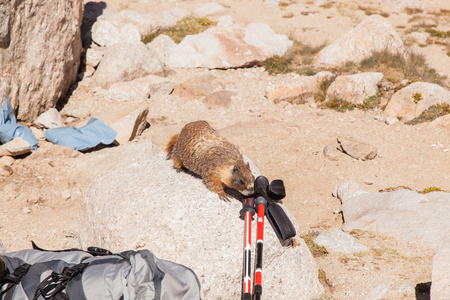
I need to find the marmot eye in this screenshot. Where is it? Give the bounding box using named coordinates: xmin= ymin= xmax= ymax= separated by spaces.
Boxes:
xmin=233 ymin=166 xmax=239 ymax=173
xmin=240 ymin=179 xmax=245 ymax=185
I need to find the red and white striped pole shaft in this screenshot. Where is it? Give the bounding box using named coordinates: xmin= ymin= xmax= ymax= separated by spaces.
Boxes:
xmin=254 ymin=196 xmax=267 ymax=300
xmin=242 ymin=208 xmax=252 ymax=300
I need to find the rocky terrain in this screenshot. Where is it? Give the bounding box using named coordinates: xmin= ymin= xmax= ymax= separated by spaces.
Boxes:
xmin=1 ymin=0 xmax=450 ymax=299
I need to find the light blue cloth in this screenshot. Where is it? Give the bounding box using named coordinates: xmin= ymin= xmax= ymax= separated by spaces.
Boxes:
xmin=0 ymin=97 xmax=39 ymax=150
xmin=45 ymin=118 xmax=117 ymax=151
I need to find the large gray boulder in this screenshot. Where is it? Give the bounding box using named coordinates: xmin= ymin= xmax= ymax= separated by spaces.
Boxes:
xmin=80 ymin=142 xmax=324 ymax=299
xmin=0 ymin=0 xmax=83 ymax=121
xmin=316 ymin=15 xmax=407 ymax=67
xmin=165 ymin=22 xmax=293 ymax=69
xmin=431 ymin=247 xmax=450 ymax=300
xmin=333 ymin=179 xmax=450 ymax=250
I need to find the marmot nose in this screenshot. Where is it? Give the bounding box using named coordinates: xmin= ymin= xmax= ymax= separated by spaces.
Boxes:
xmin=242 ymin=187 xmax=254 ymax=196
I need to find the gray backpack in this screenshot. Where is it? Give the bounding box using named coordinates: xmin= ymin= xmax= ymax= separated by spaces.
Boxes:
xmin=0 ymin=245 xmax=201 ymax=300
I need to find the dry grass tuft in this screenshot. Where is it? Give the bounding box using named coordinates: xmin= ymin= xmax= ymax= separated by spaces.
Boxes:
xmin=406 ymin=103 xmax=450 ymax=125
xmin=142 ymin=17 xmax=215 ymax=44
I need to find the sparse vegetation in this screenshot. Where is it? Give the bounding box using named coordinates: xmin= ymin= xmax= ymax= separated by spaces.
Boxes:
xmin=357 ymin=6 xmax=389 ymax=18
xmin=340 ymin=50 xmax=447 ymax=87
xmin=279 ymin=1 xmax=290 ymax=7
xmin=324 ymin=98 xmax=355 ymax=112
xmin=318 ymin=268 xmax=333 ymax=288
xmin=357 ymin=95 xmax=380 ymax=110
xmin=283 ymin=12 xmax=294 ymax=18
xmin=141 ymin=17 xmax=215 ymax=44
xmin=419 ymin=186 xmax=446 ymax=193
xmin=301 ymin=231 xmax=329 ymax=258
xmin=404 ymin=7 xmax=423 ymax=15
xmin=425 ymin=28 xmax=450 ymax=38
xmin=260 ymin=55 xmax=292 ymax=75
xmin=260 ymin=40 xmax=325 ymax=75
xmin=314 ymin=77 xmax=336 ymax=102
xmin=406 ymin=103 xmax=450 ymax=125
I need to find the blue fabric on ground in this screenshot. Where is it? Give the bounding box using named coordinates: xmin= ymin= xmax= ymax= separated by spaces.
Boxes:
xmin=0 ymin=97 xmax=39 ymax=150
xmin=45 ymin=118 xmax=117 ymax=151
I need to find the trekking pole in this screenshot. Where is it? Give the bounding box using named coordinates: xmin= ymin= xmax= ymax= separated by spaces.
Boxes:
xmin=253 ymin=196 xmax=267 ymax=300
xmin=240 ymin=197 xmax=255 ymax=300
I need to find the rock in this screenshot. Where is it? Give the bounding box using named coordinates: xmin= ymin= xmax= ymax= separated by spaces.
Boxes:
xmin=406 ymin=31 xmax=429 ymax=45
xmin=315 ymin=229 xmax=368 ymax=253
xmin=85 ymin=47 xmax=104 ymax=68
xmin=193 ymin=2 xmax=227 ymax=18
xmin=362 ymin=283 xmax=390 ymax=300
xmin=332 ymin=179 xmax=366 ymax=201
xmin=217 ymin=15 xmax=234 ymax=27
xmin=80 ymin=142 xmax=324 ymax=299
xmin=91 ymin=8 xmax=188 ymax=44
xmin=0 ymin=0 xmax=83 ymax=121
xmin=323 ymin=142 xmax=340 ymax=161
xmin=145 ymin=75 xmax=175 ymax=96
xmin=108 ymin=75 xmax=174 ymax=102
xmin=431 ymin=247 xmax=450 ymax=300
xmin=384 ymin=82 xmax=450 ymax=122
xmin=165 ymin=22 xmax=293 ymax=69
xmin=334 ymin=180 xmax=450 ymax=250
xmin=431 ymin=114 xmax=450 ymax=130
xmin=337 ymin=135 xmax=378 ymax=161
xmin=109 ymin=108 xmax=149 ymax=145
xmin=385 ymin=116 xmax=399 ymax=125
xmin=91 ymin=19 xmax=141 ymax=47
xmin=60 ymin=190 xmax=72 ymax=201
xmin=265 ymin=71 xmax=334 ymax=103
xmin=34 ymin=108 xmax=64 ymax=129
xmin=0 ymin=155 xmax=14 ymax=166
xmin=316 ymin=15 xmax=407 ymax=67
xmin=326 ymin=73 xmax=383 ymax=105
xmin=29 ymin=127 xmax=46 ymax=141
xmin=172 ymin=75 xmax=216 ymax=99
xmin=0 ymin=137 xmax=32 ymax=157
xmin=156 ymin=7 xmax=189 ymax=29
xmin=93 ymin=43 xmax=164 ymax=88
xmin=146 ymin=34 xmax=177 ymax=66
xmin=202 ymin=90 xmax=235 ymax=108
xmin=0 ymin=165 xmax=13 ymax=177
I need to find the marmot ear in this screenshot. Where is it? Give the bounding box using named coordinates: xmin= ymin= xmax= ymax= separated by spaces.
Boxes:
xmin=233 ymin=166 xmax=239 ymax=173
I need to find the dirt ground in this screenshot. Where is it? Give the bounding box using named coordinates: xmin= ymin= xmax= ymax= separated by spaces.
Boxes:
xmin=1 ymin=0 xmax=450 ymax=299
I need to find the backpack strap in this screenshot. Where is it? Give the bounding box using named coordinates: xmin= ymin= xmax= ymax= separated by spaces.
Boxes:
xmin=32 ymin=263 xmax=88 ymax=300
xmin=32 ymin=241 xmax=113 ymax=256
xmin=0 ymin=263 xmax=31 ymax=300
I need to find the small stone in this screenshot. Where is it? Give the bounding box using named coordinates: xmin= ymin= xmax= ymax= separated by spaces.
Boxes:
xmin=110 ymin=108 xmax=149 ymax=145
xmin=22 ymin=207 xmax=32 ymax=214
xmin=30 ymin=127 xmax=46 ymax=140
xmin=337 ymin=135 xmax=378 ymax=161
xmin=0 ymin=138 xmax=32 ymax=157
xmin=385 ymin=116 xmax=399 ymax=125
xmin=0 ymin=165 xmax=13 ymax=177
xmin=0 ymin=156 xmax=14 ymax=166
xmin=34 ymin=108 xmax=64 ymax=129
xmin=61 ymin=190 xmax=72 ymax=200
xmin=323 ymin=143 xmax=340 ymax=161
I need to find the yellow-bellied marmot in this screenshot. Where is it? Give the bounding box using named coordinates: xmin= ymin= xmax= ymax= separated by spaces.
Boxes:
xmin=166 ymin=120 xmax=255 ymax=201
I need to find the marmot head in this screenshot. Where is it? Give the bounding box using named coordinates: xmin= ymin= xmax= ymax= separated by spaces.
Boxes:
xmin=223 ymin=161 xmax=255 ymax=196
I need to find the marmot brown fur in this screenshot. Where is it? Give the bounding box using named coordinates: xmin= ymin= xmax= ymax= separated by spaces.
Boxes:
xmin=166 ymin=120 xmax=255 ymax=201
